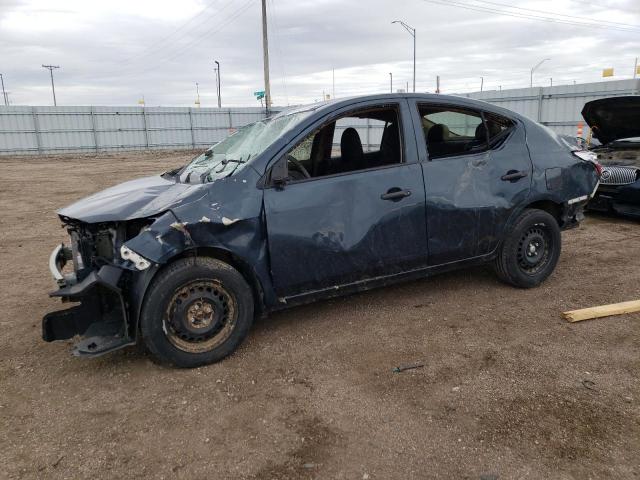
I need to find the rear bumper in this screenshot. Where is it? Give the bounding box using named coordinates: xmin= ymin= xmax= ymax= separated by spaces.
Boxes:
xmin=43 ymin=247 xmax=134 ymax=357
xmin=560 ymin=199 xmax=587 ymax=230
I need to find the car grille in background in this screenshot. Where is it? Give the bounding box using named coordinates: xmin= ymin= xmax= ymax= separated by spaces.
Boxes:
xmin=600 ymin=166 xmax=639 ymax=185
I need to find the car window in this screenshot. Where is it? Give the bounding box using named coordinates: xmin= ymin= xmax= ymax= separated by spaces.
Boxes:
xmin=483 ymin=112 xmax=514 ymax=146
xmin=332 ymin=116 xmax=386 ymax=156
xmin=283 ymin=106 xmax=403 ymax=182
xmin=418 ymin=105 xmax=487 ymax=159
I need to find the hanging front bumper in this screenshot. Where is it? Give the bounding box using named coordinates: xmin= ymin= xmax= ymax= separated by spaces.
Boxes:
xmin=43 ymin=245 xmax=134 ymax=357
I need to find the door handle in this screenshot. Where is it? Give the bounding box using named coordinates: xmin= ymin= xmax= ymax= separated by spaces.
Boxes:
xmin=381 ymin=188 xmax=412 ymax=201
xmin=501 ymin=170 xmax=528 ymax=182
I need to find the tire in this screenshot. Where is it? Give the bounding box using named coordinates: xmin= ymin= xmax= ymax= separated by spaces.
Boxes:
xmin=140 ymin=257 xmax=254 ymax=368
xmin=494 ymin=208 xmax=561 ymax=288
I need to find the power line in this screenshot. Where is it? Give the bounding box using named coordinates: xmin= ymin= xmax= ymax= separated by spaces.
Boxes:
xmin=117 ymin=0 xmax=235 ymax=67
xmin=419 ymin=0 xmax=640 ymax=33
xmin=472 ymin=0 xmax=640 ymax=30
xmin=154 ymin=0 xmax=255 ymax=68
xmin=109 ymin=0 xmax=255 ymax=79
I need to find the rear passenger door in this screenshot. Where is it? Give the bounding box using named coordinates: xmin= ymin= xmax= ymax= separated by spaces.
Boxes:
xmin=410 ymin=102 xmax=531 ymax=265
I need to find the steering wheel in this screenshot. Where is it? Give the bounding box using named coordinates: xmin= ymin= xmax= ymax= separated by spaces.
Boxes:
xmin=286 ymin=155 xmax=311 ymax=179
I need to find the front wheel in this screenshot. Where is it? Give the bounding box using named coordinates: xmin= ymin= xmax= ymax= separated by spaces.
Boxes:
xmin=494 ymin=209 xmax=561 ymax=288
xmin=140 ymin=257 xmax=254 ymax=367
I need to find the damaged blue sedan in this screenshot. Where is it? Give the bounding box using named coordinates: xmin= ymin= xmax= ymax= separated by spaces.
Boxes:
xmin=44 ymin=94 xmax=600 ymax=367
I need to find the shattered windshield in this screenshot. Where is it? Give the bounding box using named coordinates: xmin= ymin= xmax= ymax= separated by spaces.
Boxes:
xmin=179 ymin=109 xmax=312 ymax=183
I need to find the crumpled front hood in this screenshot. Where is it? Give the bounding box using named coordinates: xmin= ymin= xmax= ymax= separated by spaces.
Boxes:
xmin=582 ymin=96 xmax=640 ymax=145
xmin=58 ymin=175 xmax=207 ymax=223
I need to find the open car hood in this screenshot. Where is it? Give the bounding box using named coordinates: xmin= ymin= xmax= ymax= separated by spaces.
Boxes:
xmin=581 ymin=96 xmax=640 ymax=145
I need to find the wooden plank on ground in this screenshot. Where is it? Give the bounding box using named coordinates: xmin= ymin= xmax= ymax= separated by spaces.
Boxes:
xmin=563 ymin=300 xmax=640 ymax=323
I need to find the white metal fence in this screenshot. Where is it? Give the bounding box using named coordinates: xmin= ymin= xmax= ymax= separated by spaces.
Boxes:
xmin=1 ymin=79 xmax=637 ymax=155
xmin=464 ymin=79 xmax=639 ymax=137
xmin=0 ymin=106 xmax=272 ymax=156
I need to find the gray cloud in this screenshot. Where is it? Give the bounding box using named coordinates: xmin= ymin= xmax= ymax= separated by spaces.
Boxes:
xmin=1 ymin=0 xmax=638 ymax=106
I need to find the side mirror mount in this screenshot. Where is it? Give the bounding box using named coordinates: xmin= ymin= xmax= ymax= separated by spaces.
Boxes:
xmin=271 ymin=158 xmax=288 ymax=189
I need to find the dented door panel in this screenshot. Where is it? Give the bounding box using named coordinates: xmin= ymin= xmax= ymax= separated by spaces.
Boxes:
xmin=421 ymin=152 xmax=488 ymax=264
xmin=476 ymin=123 xmax=532 ymax=255
xmin=264 ymin=164 xmax=428 ymax=297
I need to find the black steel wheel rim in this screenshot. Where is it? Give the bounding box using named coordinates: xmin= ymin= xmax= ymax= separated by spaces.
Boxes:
xmin=164 ymin=280 xmax=237 ymax=353
xmin=516 ymin=223 xmax=551 ymax=275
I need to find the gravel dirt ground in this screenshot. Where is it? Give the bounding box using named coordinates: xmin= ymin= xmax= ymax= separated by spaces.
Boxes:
xmin=0 ymin=151 xmax=639 ymax=480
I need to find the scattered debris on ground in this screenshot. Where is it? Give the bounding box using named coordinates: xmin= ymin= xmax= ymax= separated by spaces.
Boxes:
xmin=392 ymin=362 xmax=425 ymax=373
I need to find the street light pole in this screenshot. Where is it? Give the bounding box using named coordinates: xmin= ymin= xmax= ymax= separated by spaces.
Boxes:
xmin=42 ymin=65 xmax=60 ymax=106
xmin=389 ymin=72 xmax=393 ymax=93
xmin=214 ymin=60 xmax=221 ymax=108
xmin=530 ymin=58 xmax=550 ymax=88
xmin=392 ymin=20 xmax=416 ymax=93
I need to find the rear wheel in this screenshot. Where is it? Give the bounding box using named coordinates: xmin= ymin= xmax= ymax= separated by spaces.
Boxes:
xmin=140 ymin=257 xmax=253 ymax=367
xmin=494 ymin=209 xmax=561 ymax=288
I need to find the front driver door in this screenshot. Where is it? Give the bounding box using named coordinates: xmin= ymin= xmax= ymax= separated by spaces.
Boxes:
xmin=263 ymin=100 xmax=428 ymax=299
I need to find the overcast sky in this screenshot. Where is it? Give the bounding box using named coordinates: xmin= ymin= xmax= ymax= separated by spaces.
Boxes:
xmin=1 ymin=0 xmax=639 ymax=107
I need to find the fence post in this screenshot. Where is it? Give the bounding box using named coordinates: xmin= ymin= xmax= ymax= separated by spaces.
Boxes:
xmin=32 ymin=107 xmax=42 ymax=155
xmin=188 ymin=108 xmax=196 ymax=149
xmin=90 ymin=106 xmax=99 ymax=153
xmin=141 ymin=107 xmax=150 ymax=149
xmin=536 ymin=87 xmax=544 ymax=123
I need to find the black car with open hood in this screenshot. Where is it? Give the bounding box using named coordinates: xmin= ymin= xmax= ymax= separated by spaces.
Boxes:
xmin=582 ymin=96 xmax=640 ymax=218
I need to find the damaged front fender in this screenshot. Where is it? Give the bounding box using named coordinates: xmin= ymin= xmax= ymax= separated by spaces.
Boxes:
xmin=122 ymin=170 xmax=277 ymax=315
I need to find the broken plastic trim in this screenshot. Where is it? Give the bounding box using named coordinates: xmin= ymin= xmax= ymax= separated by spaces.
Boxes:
xmin=120 ymin=245 xmax=151 ymax=270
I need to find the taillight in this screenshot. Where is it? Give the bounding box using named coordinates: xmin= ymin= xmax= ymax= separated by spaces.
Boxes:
xmin=593 ymin=161 xmax=603 ymax=177
xmin=572 ymin=150 xmax=601 ymax=178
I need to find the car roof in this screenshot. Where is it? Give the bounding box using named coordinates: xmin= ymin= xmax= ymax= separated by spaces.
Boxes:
xmin=275 ymin=93 xmax=522 ymax=122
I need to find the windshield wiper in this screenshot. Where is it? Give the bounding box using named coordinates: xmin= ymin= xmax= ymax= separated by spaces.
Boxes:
xmin=199 ymin=158 xmax=247 ymax=183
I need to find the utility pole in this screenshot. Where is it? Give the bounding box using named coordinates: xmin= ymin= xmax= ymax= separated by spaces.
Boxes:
xmin=214 ymin=60 xmax=221 ymax=108
xmin=530 ymin=58 xmax=550 ymax=88
xmin=480 ymin=76 xmax=484 ymax=92
xmin=392 ymin=20 xmax=416 ymax=93
xmin=261 ymin=0 xmax=272 ymax=113
xmin=42 ymin=65 xmax=60 ymax=106
xmin=389 ymin=72 xmax=393 ymax=93
xmin=0 ymin=73 xmax=7 ymax=106
xmin=550 ymin=77 xmax=553 ymax=87
xmin=195 ymin=82 xmax=201 ymax=107
xmin=634 ymin=57 xmax=638 ymax=79
xmin=436 ymin=76 xmax=440 ymax=94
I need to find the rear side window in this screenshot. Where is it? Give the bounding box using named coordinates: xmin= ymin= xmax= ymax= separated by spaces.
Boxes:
xmin=484 ymin=112 xmax=514 ymax=147
xmin=418 ymin=104 xmax=513 ymax=159
xmin=419 ymin=105 xmax=485 ymax=159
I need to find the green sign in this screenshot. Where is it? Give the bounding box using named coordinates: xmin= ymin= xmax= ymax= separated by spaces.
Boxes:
xmin=253 ymin=90 xmax=265 ymax=100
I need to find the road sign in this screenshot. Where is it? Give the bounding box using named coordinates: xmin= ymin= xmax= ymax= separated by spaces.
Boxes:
xmin=253 ymin=90 xmax=265 ymax=100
